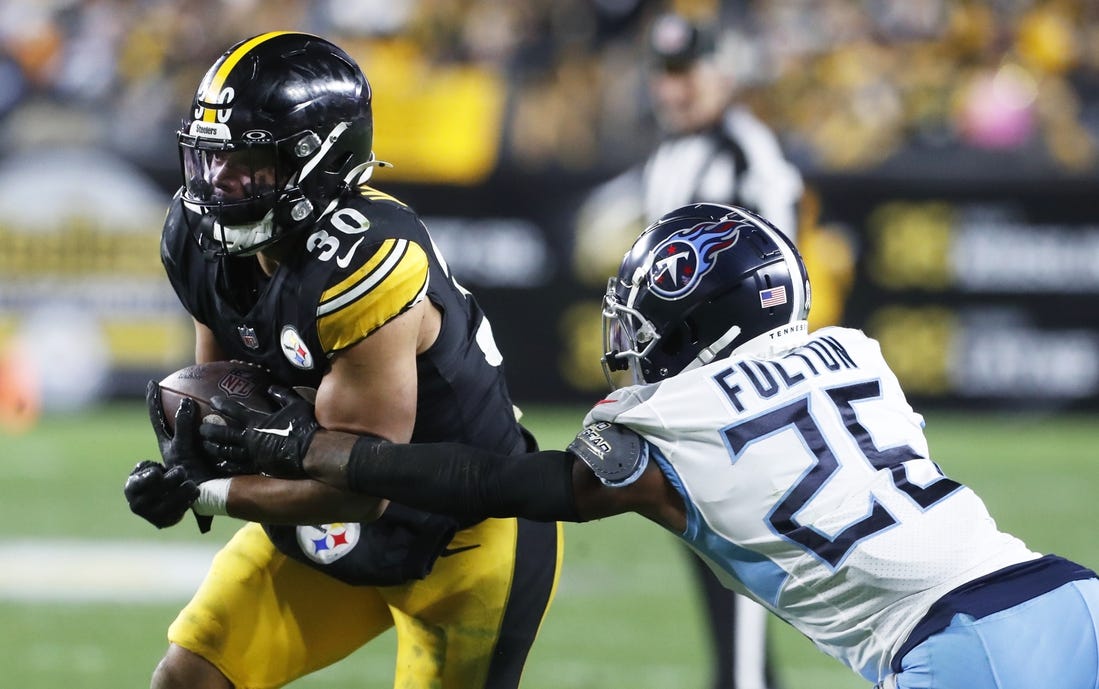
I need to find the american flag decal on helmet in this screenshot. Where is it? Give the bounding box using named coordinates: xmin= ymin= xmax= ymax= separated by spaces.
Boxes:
xmin=759 ymin=285 xmax=787 ymax=308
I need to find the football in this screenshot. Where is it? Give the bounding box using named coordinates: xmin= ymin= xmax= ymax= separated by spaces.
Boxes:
xmin=157 ymin=360 xmax=277 ymax=433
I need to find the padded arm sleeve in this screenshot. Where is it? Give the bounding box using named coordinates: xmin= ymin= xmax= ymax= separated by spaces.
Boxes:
xmin=566 ymin=422 xmax=648 ymax=487
xmin=346 ymin=437 xmax=582 ymax=523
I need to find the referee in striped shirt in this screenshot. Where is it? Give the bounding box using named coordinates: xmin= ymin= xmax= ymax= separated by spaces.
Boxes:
xmin=641 ymin=13 xmax=802 ymax=689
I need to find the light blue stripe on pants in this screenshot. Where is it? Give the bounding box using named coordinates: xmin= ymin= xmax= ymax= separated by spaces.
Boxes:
xmin=892 ymin=578 xmax=1099 ymax=689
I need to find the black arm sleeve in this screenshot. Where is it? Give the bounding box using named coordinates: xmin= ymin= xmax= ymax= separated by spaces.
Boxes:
xmin=346 ymin=437 xmax=582 ymax=523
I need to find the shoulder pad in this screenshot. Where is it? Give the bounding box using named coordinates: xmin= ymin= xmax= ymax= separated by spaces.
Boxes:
xmin=567 ymin=422 xmax=649 ymax=487
xmin=328 ymin=192 xmax=424 ymax=246
xmin=583 ymin=385 xmax=658 ymax=426
xmin=357 ymin=185 xmax=411 ymax=209
xmin=313 ymin=236 xmax=430 ymax=353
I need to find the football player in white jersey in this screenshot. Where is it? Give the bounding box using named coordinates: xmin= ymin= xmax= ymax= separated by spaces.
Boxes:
xmin=203 ymin=203 xmax=1099 ymax=688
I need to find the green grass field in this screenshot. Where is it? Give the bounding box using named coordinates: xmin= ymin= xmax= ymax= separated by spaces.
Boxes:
xmin=1 ymin=404 xmax=1097 ymax=688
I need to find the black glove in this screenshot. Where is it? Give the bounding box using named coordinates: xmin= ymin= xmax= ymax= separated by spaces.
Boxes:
xmin=137 ymin=380 xmax=217 ymax=532
xmin=201 ymin=386 xmax=319 ymax=479
xmin=123 ymin=460 xmax=199 ymax=529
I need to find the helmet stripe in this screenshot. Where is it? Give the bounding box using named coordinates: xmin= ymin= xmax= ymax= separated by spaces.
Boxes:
xmin=200 ymin=31 xmax=296 ymax=122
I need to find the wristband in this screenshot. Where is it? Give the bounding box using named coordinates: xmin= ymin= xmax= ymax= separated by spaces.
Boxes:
xmin=193 ymin=478 xmax=233 ymax=516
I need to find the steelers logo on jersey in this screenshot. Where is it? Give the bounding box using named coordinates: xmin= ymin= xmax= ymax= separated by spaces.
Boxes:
xmin=296 ymin=522 xmax=361 ymax=564
xmin=281 ymin=325 xmax=314 ymax=370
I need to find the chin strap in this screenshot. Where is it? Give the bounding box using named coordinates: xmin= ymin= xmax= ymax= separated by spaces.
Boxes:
xmin=680 ymin=320 xmax=811 ymax=374
xmin=681 ymin=325 xmax=742 ymax=374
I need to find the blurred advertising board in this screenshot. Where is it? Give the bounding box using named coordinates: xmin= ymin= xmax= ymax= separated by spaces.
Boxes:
xmin=395 ymin=167 xmax=1099 ymax=412
xmin=815 ymin=171 xmax=1099 ymax=411
xmin=0 ymin=148 xmax=191 ymax=421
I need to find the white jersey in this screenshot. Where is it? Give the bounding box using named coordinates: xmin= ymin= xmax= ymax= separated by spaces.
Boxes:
xmin=584 ymin=327 xmax=1038 ymax=682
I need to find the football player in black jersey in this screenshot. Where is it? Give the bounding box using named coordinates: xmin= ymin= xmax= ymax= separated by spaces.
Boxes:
xmin=123 ymin=32 xmax=562 ymax=689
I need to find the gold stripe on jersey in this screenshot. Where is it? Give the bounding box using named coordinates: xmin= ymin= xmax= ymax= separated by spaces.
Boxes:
xmin=200 ymin=32 xmax=294 ymax=123
xmin=316 ymin=239 xmax=430 ymax=352
xmin=318 ymin=238 xmax=405 ymax=315
xmin=359 ymin=186 xmax=407 ymax=207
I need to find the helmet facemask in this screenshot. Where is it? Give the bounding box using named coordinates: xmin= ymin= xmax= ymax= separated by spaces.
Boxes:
xmin=601 ymin=277 xmax=662 ymax=388
xmin=179 ymin=124 xmax=346 ymax=256
xmin=601 ymin=277 xmax=747 ymax=388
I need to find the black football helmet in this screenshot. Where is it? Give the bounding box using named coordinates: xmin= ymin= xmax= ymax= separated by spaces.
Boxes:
xmin=602 ymin=203 xmax=811 ymax=386
xmin=178 ymin=32 xmax=374 ymax=255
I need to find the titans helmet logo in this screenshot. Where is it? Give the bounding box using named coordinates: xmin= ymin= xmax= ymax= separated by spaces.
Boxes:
xmin=649 ymin=219 xmax=744 ymax=300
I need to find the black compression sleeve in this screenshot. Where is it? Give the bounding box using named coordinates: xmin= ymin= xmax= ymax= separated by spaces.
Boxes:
xmin=346 ymin=437 xmax=582 ymax=522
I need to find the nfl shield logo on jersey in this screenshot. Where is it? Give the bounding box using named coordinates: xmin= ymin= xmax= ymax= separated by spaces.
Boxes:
xmin=237 ymin=325 xmax=260 ymax=350
xmin=297 ymin=523 xmax=360 ymax=564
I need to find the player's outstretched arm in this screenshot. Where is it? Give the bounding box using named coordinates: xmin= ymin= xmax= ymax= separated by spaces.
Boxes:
xmin=203 ymin=392 xmax=686 ymax=530
xmin=310 ymin=432 xmax=685 ymax=529
xmin=203 ymin=396 xmax=582 ymax=522
xmin=334 ymin=437 xmax=582 ymax=522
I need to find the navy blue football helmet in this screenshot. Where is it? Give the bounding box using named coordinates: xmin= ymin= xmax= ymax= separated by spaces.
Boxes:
xmin=178 ymin=32 xmax=375 ymax=255
xmin=602 ymin=203 xmax=811 ymax=386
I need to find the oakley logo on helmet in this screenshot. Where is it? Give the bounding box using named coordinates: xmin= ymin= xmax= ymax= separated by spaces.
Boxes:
xmin=649 ymin=219 xmax=744 ymax=300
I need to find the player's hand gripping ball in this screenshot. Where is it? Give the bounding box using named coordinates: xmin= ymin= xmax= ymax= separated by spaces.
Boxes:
xmin=125 ymin=361 xmax=279 ymax=531
xmin=201 ymin=385 xmax=319 ymax=479
xmin=156 ymin=360 xmax=277 ymax=435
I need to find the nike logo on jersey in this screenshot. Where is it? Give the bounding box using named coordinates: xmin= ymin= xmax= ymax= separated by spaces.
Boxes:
xmin=439 ymin=544 xmax=481 ymax=557
xmin=255 ymin=422 xmax=293 ymax=437
xmin=336 ymin=237 xmax=365 ymax=268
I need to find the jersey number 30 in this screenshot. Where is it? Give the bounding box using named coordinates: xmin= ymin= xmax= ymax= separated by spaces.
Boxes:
xmin=723 ymin=380 xmax=961 ymax=568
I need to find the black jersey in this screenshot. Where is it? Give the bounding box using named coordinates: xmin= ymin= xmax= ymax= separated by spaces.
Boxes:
xmin=161 ymin=185 xmax=529 ymax=584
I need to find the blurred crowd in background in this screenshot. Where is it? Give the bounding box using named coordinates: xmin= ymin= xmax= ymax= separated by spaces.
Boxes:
xmin=2 ymin=0 xmax=1098 ymax=182
xmin=3 ymin=0 xmax=1099 ymax=427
